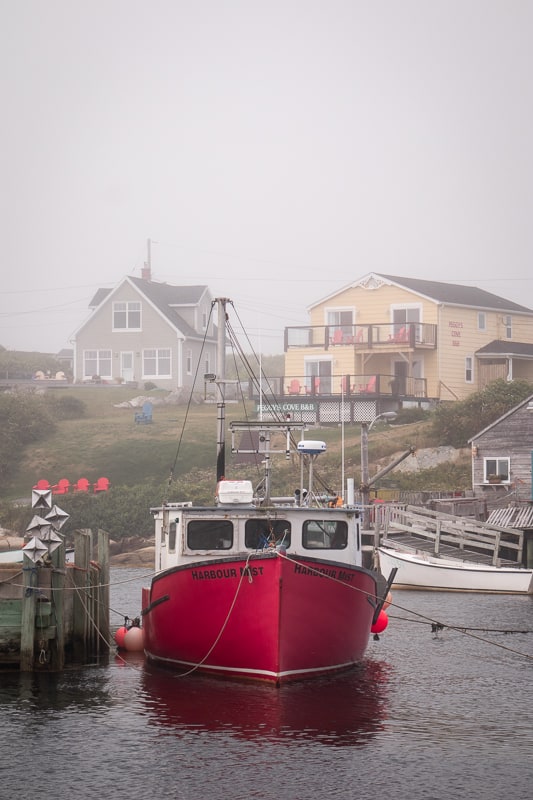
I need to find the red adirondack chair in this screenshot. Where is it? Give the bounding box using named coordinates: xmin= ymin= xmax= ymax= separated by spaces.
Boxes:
xmin=73 ymin=477 xmax=90 ymax=492
xmin=52 ymin=478 xmax=70 ymax=494
xmin=93 ymin=476 xmax=110 ymax=493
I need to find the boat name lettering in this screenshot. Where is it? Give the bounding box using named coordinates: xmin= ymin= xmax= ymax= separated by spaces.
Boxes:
xmin=190 ymin=566 xmax=265 ymax=581
xmin=294 ymin=563 xmax=337 ymax=579
xmin=293 ymin=564 xmax=355 ymax=582
xmin=191 ymin=568 xmax=238 ymax=580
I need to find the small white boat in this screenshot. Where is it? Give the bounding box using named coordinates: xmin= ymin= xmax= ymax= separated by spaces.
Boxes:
xmin=378 ymin=545 xmax=533 ymax=594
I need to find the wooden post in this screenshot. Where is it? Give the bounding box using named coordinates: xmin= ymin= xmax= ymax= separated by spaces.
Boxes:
xmin=97 ymin=529 xmax=110 ymax=656
xmin=20 ymin=555 xmax=38 ymax=671
xmin=72 ymin=530 xmax=91 ymax=661
xmin=50 ymin=538 xmax=66 ymax=670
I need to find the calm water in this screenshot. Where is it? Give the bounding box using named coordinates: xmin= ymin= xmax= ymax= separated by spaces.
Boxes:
xmin=1 ymin=569 xmax=532 ymax=800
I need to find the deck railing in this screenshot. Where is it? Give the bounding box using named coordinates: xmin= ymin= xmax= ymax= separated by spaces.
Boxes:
xmin=284 ymin=322 xmax=437 ymax=351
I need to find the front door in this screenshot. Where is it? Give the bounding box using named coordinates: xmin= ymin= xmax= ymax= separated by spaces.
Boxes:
xmin=120 ymin=352 xmax=134 ymax=382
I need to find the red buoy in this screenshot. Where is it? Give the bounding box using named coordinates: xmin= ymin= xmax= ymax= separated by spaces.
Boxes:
xmin=371 ymin=609 xmax=389 ymax=634
xmin=114 ymin=626 xmax=128 ymax=649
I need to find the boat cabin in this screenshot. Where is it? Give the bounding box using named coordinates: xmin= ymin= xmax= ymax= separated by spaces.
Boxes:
xmin=152 ymin=490 xmax=363 ymax=574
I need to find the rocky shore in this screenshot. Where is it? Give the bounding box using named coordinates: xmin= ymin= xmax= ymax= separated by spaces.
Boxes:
xmin=0 ymin=529 xmax=154 ymax=568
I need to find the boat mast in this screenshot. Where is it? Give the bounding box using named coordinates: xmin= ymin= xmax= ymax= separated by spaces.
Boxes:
xmin=216 ymin=298 xmax=228 ymax=483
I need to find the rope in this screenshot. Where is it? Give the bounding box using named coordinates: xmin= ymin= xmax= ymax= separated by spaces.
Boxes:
xmin=274 ymin=549 xmax=533 ymax=661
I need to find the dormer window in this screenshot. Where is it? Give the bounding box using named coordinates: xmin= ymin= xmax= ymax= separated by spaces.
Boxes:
xmin=113 ymin=301 xmax=141 ymax=330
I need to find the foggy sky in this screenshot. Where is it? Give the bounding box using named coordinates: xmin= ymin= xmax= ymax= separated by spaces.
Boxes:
xmin=2 ymin=0 xmax=532 ymax=355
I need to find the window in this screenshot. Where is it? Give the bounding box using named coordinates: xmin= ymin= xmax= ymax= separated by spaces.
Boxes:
xmin=478 ymin=312 xmax=486 ymax=331
xmin=302 ymin=519 xmax=348 ymax=549
xmin=327 ymin=309 xmax=354 ymax=338
xmin=391 ymin=305 xmax=421 ymax=342
xmin=83 ymin=349 xmax=112 ymax=379
xmin=202 ymin=309 xmax=208 ymax=330
xmin=484 ymin=458 xmax=510 ymax=483
xmin=113 ymin=301 xmax=141 ymax=330
xmin=186 ymin=349 xmax=192 ymax=375
xmin=143 ymin=348 xmax=171 ymax=377
xmin=187 ymin=519 xmax=233 ymax=549
xmin=504 ymin=315 xmax=512 ymax=339
xmin=465 ymin=356 xmax=473 ymax=383
xmin=245 ymin=519 xmax=291 ymax=549
xmin=168 ymin=521 xmax=177 ymax=553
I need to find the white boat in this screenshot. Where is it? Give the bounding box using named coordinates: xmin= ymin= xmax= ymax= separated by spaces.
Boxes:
xmin=378 ymin=545 xmax=533 ymax=594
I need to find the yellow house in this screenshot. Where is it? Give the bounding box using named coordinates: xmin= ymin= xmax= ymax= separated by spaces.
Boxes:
xmin=284 ymin=273 xmax=533 ymax=404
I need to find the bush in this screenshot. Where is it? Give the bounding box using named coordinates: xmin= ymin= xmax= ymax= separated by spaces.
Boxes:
xmin=47 ymin=394 xmax=87 ymax=420
xmin=144 ymin=381 xmax=157 ymax=391
xmin=432 ymin=379 xmax=533 ymax=447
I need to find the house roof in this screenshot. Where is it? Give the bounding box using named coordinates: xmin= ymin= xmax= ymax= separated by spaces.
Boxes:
xmin=86 ymin=277 xmax=215 ymax=340
xmin=468 ymin=393 xmax=533 ymax=443
xmin=309 ymin=272 xmax=532 ymax=314
xmin=476 ymin=341 xmax=533 ymax=358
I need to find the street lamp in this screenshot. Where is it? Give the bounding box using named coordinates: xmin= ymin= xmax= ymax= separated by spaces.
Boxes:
xmin=360 ymin=412 xmax=397 ymax=528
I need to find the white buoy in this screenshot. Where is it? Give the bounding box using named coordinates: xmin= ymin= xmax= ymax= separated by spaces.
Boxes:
xmin=123 ymin=626 xmax=145 ymax=652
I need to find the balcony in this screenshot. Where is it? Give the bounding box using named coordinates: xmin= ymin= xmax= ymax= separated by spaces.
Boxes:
xmin=284 ymin=322 xmax=437 ymax=351
xmin=240 ymin=372 xmax=428 ymax=425
xmin=280 ymin=373 xmax=427 ymax=399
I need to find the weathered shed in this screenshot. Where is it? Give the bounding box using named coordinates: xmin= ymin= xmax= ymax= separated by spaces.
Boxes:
xmin=469 ymin=394 xmax=533 ymax=502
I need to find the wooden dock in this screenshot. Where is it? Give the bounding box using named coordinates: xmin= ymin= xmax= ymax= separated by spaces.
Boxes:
xmin=378 ymin=505 xmax=525 ymax=567
xmin=0 ymin=528 xmax=110 ymax=671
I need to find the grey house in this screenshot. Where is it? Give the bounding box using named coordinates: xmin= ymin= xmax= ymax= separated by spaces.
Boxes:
xmin=72 ymin=276 xmax=217 ymax=390
xmin=469 ymin=394 xmax=533 ymax=502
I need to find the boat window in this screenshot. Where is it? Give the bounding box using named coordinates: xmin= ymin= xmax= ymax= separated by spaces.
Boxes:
xmin=302 ymin=519 xmax=348 ymax=549
xmin=168 ymin=521 xmax=177 ymax=553
xmin=245 ymin=519 xmax=291 ymax=549
xmin=187 ymin=519 xmax=233 ymax=550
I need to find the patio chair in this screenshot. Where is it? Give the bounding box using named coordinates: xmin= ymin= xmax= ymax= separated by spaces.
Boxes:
xmin=134 ymin=401 xmax=153 ymax=424
xmin=93 ymin=476 xmax=110 ymax=493
xmin=73 ymin=477 xmax=90 ymax=492
xmin=52 ymin=478 xmax=70 ymax=495
xmin=358 ymin=375 xmax=377 ymax=393
xmin=286 ymin=379 xmax=302 ymax=395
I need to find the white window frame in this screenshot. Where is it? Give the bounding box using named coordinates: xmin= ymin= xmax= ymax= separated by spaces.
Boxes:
xmin=504 ymin=315 xmax=512 ymax=339
xmin=477 ymin=312 xmax=486 ymax=331
xmin=112 ymin=301 xmax=141 ymax=331
xmin=142 ymin=348 xmax=171 ymax=378
xmin=465 ymin=356 xmax=474 ymax=383
xmin=83 ymin=349 xmax=112 ymax=379
xmin=483 ymin=457 xmax=510 ymax=483
xmin=186 ymin=348 xmax=192 ymax=375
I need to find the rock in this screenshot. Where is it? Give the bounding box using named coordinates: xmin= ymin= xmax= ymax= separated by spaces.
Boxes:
xmin=110 ymin=546 xmax=155 ymax=567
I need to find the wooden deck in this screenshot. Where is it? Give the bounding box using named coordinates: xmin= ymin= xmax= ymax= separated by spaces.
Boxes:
xmin=380 ymin=505 xmax=524 ymax=567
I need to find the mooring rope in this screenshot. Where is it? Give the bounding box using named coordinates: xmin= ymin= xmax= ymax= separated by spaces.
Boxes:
xmin=274 ymin=549 xmax=533 ymax=661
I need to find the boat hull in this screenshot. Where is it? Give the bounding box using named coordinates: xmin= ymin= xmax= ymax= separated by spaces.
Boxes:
xmin=379 ymin=546 xmax=533 ymax=594
xmin=142 ymin=551 xmax=379 ymax=683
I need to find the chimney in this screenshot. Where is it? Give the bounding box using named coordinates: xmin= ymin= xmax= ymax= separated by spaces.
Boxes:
xmin=141 ymin=262 xmax=151 ymax=281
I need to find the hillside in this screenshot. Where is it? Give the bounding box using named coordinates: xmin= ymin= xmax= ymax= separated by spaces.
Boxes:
xmin=3 ymin=385 xmax=466 ymax=502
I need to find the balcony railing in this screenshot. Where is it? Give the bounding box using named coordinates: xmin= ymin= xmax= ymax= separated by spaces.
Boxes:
xmin=284 ymin=322 xmax=437 ymax=351
xmin=250 ymin=372 xmax=427 ymax=400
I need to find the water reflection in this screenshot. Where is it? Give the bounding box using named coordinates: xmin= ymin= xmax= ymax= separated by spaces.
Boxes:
xmin=139 ymin=659 xmax=391 ymax=747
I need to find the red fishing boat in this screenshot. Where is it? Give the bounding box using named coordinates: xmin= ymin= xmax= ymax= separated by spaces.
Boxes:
xmin=141 ymin=299 xmax=393 ymax=684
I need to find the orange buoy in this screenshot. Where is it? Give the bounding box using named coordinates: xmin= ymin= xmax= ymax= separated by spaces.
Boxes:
xmin=124 ymin=626 xmax=145 ymax=652
xmin=371 ymin=609 xmax=389 ymax=634
xmin=383 ymin=591 xmax=393 ymax=611
xmin=114 ymin=626 xmax=128 ymax=649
